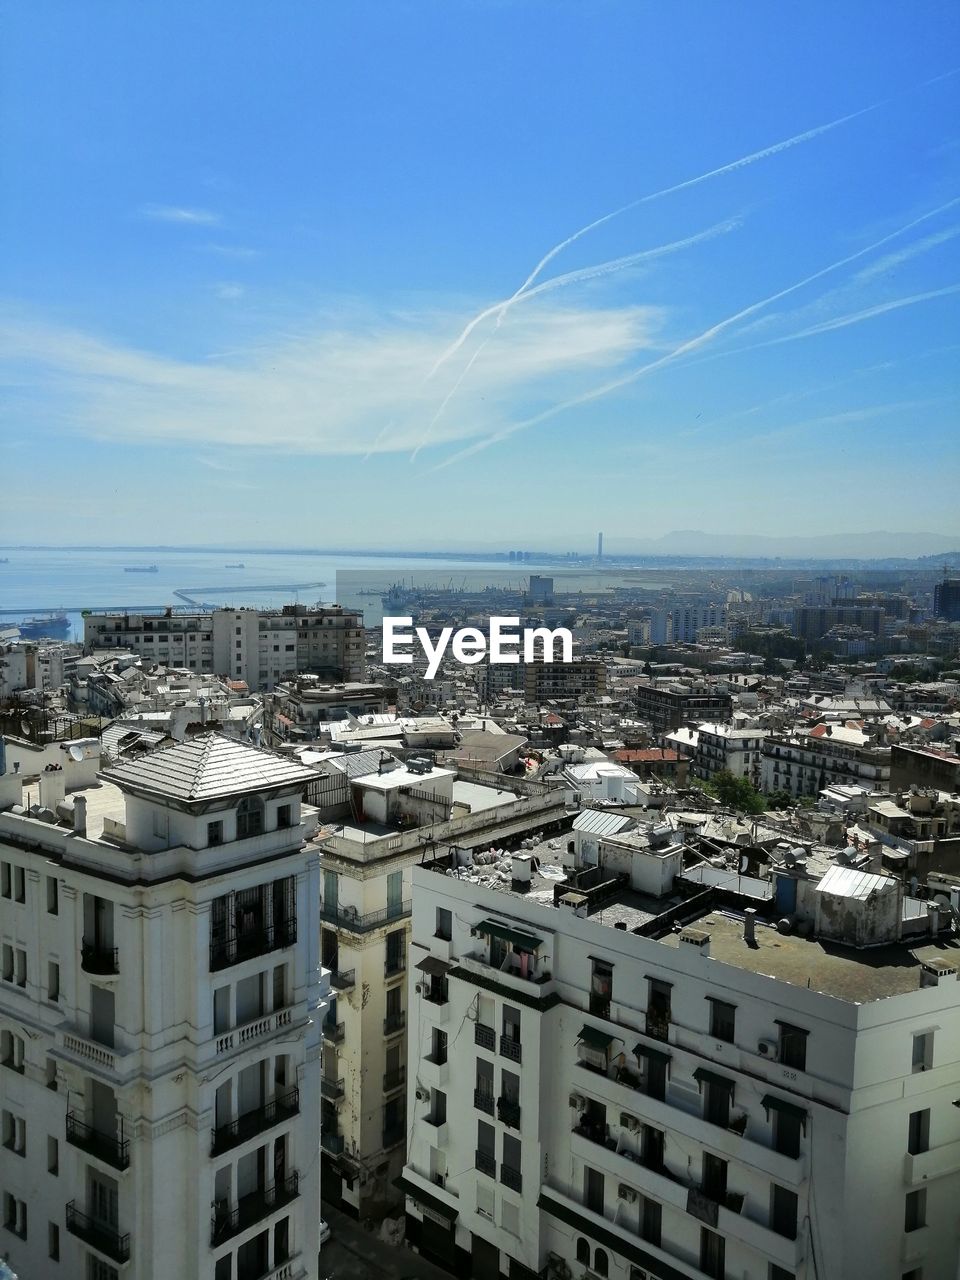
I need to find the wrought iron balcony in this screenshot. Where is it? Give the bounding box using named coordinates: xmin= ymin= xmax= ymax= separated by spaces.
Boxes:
xmin=66 ymin=1202 xmax=130 ymax=1263
xmin=211 ymin=1088 xmax=300 ymax=1156
xmin=319 ymin=899 xmax=412 ymax=934
xmin=383 ymin=1011 xmax=406 ymax=1036
xmin=383 ymin=1067 xmax=406 ymax=1093
xmin=500 ymin=1164 xmax=523 ymax=1193
xmin=321 ymin=1131 xmax=344 ymax=1155
xmin=474 ymin=1089 xmax=495 ymax=1116
xmin=499 ymin=1035 xmax=522 ymax=1063
xmin=320 ymin=1077 xmax=345 ymax=1102
xmin=497 ymin=1098 xmax=521 ymax=1130
xmin=385 ymin=954 xmax=406 ymax=978
xmin=81 ymin=939 xmax=119 ymax=976
xmin=210 ymin=1172 xmax=300 ymax=1245
xmin=210 ymin=917 xmax=297 ymax=972
xmin=474 ymin=1023 xmax=495 ymax=1051
xmin=66 ymin=1112 xmax=130 ymax=1171
xmin=475 ymin=1150 xmax=496 ymax=1177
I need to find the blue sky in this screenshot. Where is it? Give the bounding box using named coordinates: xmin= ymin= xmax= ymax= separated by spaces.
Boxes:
xmin=2 ymin=1 xmax=959 ymax=552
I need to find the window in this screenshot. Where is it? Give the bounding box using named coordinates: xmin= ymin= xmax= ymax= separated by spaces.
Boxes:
xmin=769 ymin=1268 xmax=795 ymax=1280
xmin=15 ymin=947 xmax=26 ymax=987
xmin=702 ymin=1153 xmax=728 ymax=1202
xmin=912 ymin=1031 xmax=934 ymax=1073
xmin=770 ymin=1184 xmax=798 ymax=1239
xmin=48 ymin=1135 xmax=59 ymax=1174
xmin=904 ymin=1189 xmax=926 ymax=1232
xmin=777 ymin=1023 xmax=808 ymax=1070
xmin=49 ymin=1220 xmax=60 ymax=1260
xmin=430 ymin=1088 xmax=447 ymax=1126
xmin=576 ymin=1238 xmax=590 ymax=1265
xmin=207 ymin=820 xmax=224 ymax=846
xmin=641 ymin=1196 xmax=662 ymax=1247
xmin=709 ymin=999 xmax=736 ymax=1043
xmin=48 ymin=961 xmax=60 ymax=1003
xmin=2 ymin=1110 xmax=25 ymax=1155
xmin=435 ymin=906 xmax=452 ymax=940
xmin=46 ymin=1056 xmax=58 ymax=1090
xmin=431 ymin=1027 xmax=448 ymax=1065
xmin=647 ymin=978 xmax=671 ymax=1040
xmin=1 ymin=945 xmax=11 ymax=982
xmin=385 ymin=929 xmax=405 ymax=976
xmin=237 ymin=794 xmax=264 ymax=839
xmin=47 ymin=875 xmax=59 ymax=914
xmin=700 ymin=1228 xmax=725 ymax=1279
xmin=593 ymin=1249 xmax=609 ymax=1277
xmin=908 ymin=1109 xmax=930 ymax=1156
xmin=772 ymin=1106 xmax=803 ymax=1159
xmin=590 ymin=958 xmax=613 ymax=1018
xmin=14 ymin=866 xmax=25 ymax=903
xmin=3 ymin=1191 xmax=26 ymax=1238
xmin=0 ymin=863 xmax=9 ymax=897
xmin=277 ymin=804 xmax=292 ymax=829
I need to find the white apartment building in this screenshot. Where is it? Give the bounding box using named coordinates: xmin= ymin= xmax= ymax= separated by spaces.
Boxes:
xmin=401 ymin=834 xmax=960 ymax=1280
xmin=694 ymin=723 xmax=766 ymax=787
xmin=0 ymin=733 xmax=328 ymax=1280
xmin=83 ymin=605 xmax=365 ymax=693
xmin=761 ymin=729 xmax=890 ymax=800
xmin=314 ymin=757 xmax=569 ymax=1220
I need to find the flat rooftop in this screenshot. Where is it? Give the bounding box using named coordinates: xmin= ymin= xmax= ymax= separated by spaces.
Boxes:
xmin=661 ymin=909 xmax=960 ymax=1003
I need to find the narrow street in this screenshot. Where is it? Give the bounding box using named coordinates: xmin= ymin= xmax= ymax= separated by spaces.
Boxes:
xmin=319 ymin=1202 xmax=454 ymax=1280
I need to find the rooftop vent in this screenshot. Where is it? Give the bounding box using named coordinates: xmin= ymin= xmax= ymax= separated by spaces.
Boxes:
xmin=920 ymin=958 xmax=958 ymax=988
xmin=678 ymin=927 xmax=710 ymax=956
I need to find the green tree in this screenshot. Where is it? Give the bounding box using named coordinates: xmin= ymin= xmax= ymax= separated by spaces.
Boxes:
xmin=704 ymin=769 xmax=767 ymax=814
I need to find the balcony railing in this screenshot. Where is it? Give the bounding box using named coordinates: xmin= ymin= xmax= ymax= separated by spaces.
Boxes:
xmin=321 ymin=1131 xmax=344 ymax=1155
xmin=500 ymin=1164 xmax=523 ymax=1193
xmin=474 ymin=1089 xmax=495 ymax=1116
xmin=66 ymin=1202 xmax=130 ymax=1264
xmin=383 ymin=1067 xmax=406 ymax=1092
xmin=500 ymin=1035 xmax=522 ymax=1063
xmin=646 ymin=1010 xmax=670 ymax=1043
xmin=211 ymin=1088 xmax=300 ymax=1156
xmin=211 ymin=1172 xmax=300 ymax=1245
xmin=476 ymin=1150 xmax=496 ymax=1177
xmin=210 ymin=917 xmax=297 ymax=972
xmin=323 ymin=1019 xmax=345 ymax=1044
xmin=320 ymin=1078 xmax=345 ymax=1101
xmin=385 ymin=955 xmax=406 ymax=978
xmin=497 ymin=1098 xmax=521 ymax=1130
xmin=66 ymin=1113 xmax=130 ymax=1171
xmin=384 ymin=1011 xmax=406 ymax=1036
xmin=475 ymin=1023 xmax=495 ymax=1051
xmin=318 ymin=899 xmax=412 ymax=934
xmin=330 ymin=969 xmax=356 ymax=991
xmin=81 ymin=939 xmax=119 ymax=976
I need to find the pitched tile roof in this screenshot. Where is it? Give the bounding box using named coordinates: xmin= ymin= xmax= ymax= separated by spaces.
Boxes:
xmin=101 ymin=733 xmax=317 ymax=803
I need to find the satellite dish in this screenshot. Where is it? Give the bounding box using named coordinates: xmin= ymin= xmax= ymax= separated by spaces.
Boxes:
xmin=68 ymin=744 xmax=84 ymax=762
xmin=20 ymin=719 xmax=32 ymax=738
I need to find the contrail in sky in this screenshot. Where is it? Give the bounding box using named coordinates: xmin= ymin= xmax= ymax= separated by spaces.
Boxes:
xmin=430 ymin=198 xmax=960 ymax=471
xmin=772 ymin=283 xmax=960 ymax=342
xmin=428 ymin=67 xmax=959 ymax=384
xmin=410 ymin=217 xmax=740 ymax=459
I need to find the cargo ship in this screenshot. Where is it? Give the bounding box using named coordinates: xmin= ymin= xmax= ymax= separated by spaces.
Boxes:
xmin=17 ymin=612 xmax=71 ymax=640
xmin=224 ymin=562 xmax=245 ymax=568
xmin=124 ymin=565 xmax=158 ymax=573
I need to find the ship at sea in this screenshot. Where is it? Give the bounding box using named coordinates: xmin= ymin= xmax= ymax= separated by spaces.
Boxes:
xmin=124 ymin=565 xmax=159 ymax=573
xmin=17 ymin=612 xmax=71 ymax=640
xmin=224 ymin=562 xmax=245 ymax=569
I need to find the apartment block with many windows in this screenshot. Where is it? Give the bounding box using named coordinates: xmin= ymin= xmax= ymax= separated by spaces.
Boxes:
xmin=401 ymin=838 xmax=960 ymax=1280
xmin=0 ymin=733 xmax=328 ymax=1280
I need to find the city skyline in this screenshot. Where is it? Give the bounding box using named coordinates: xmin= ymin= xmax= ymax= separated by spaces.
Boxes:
xmin=2 ymin=1 xmax=959 ymax=547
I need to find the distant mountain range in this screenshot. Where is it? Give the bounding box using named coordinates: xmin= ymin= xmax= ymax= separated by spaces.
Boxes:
xmin=613 ymin=530 xmax=960 ymax=560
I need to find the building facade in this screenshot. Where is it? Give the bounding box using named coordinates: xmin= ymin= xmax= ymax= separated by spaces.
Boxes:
xmin=0 ymin=733 xmax=328 ymax=1280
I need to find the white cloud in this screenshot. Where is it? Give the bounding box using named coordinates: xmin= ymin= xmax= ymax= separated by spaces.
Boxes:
xmin=140 ymin=204 xmax=222 ymax=225
xmin=0 ymin=301 xmax=664 ymax=458
xmin=214 ymin=282 xmax=245 ymax=301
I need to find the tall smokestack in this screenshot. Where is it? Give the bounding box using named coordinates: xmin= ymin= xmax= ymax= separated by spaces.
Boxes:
xmin=597 ymin=531 xmax=603 ymax=561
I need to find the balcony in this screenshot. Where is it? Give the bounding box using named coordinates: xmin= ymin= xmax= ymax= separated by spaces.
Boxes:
xmin=500 ymin=1164 xmax=523 ymax=1193
xmin=210 ymin=917 xmax=297 ymax=972
xmin=321 ymin=1131 xmax=344 ymax=1155
xmin=904 ymin=1140 xmax=960 ymax=1185
xmin=322 ymin=1019 xmax=345 ymax=1044
xmin=475 ymin=1023 xmax=495 ymax=1051
xmin=497 ymin=1098 xmax=521 ymax=1130
xmin=646 ymin=1010 xmax=670 ymax=1043
xmin=215 ymin=1007 xmax=295 ymax=1056
xmin=384 ymin=1067 xmax=406 ymax=1093
xmin=211 ymin=1172 xmax=300 ymax=1245
xmin=384 ymin=1011 xmax=406 ymax=1036
xmin=319 ymin=899 xmax=412 ymax=934
xmin=500 ymin=1035 xmax=522 ymax=1063
xmin=320 ymin=1077 xmax=345 ymax=1102
xmin=423 ymin=985 xmax=449 ymax=1007
xmin=66 ymin=1112 xmax=130 ymax=1171
xmin=66 ymin=1202 xmax=130 ymax=1264
xmin=385 ymin=955 xmax=407 ymax=979
xmin=330 ymin=969 xmax=356 ymax=991
xmin=81 ymin=939 xmax=119 ymax=976
xmin=476 ymin=1150 xmax=496 ymax=1178
xmin=211 ymin=1088 xmax=300 ymax=1156
xmin=474 ymin=1089 xmax=495 ymax=1116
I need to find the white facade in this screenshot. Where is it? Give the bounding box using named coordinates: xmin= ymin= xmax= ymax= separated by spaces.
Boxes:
xmin=401 ymin=846 xmax=960 ymax=1280
xmin=694 ymin=723 xmax=766 ymax=786
xmin=0 ymin=733 xmax=328 ymax=1280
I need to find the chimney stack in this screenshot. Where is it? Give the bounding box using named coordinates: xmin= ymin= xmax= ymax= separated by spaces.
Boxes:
xmin=73 ymin=794 xmax=87 ymax=838
xmin=743 ymin=908 xmax=757 ymax=945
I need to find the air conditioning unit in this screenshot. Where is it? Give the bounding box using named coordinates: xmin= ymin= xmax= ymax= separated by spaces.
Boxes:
xmin=569 ymin=1092 xmax=586 ymax=1111
xmin=620 ymin=1113 xmax=639 ymax=1132
xmin=414 ymin=983 xmax=425 ymax=995
xmin=415 ymin=1087 xmax=430 ymax=1102
xmin=758 ymin=1038 xmax=779 ymax=1060
xmin=617 ymin=1183 xmax=637 ymax=1203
